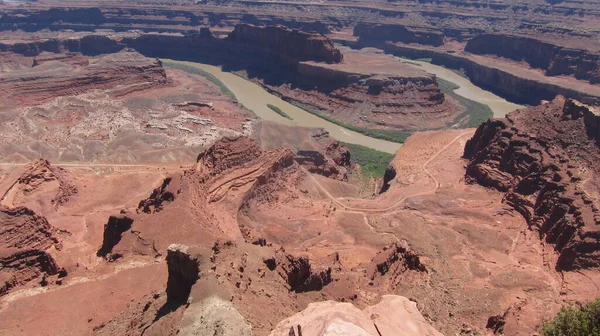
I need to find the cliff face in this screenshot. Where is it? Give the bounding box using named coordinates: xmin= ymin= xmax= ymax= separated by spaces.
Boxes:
xmin=361 ymin=41 xmax=600 ymax=106
xmin=121 ymin=29 xmax=217 ymax=61
xmin=0 ymin=206 xmax=62 ymax=295
xmin=268 ymin=59 xmax=454 ymax=131
xmin=466 ymin=34 xmax=600 ymax=84
xmin=0 ymin=50 xmax=167 ymax=106
xmin=464 ymin=97 xmax=600 ymax=270
xmin=354 ymin=23 xmax=445 ymax=47
xmin=226 ymin=24 xmax=342 ymax=63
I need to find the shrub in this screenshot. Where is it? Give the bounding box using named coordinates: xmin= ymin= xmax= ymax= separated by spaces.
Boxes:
xmin=267 ymin=104 xmax=293 ymax=120
xmin=340 ymin=142 xmax=394 ymax=178
xmin=291 ymin=102 xmax=411 ymax=144
xmin=437 ymin=78 xmax=493 ymax=128
xmin=541 ymin=299 xmax=600 ymax=336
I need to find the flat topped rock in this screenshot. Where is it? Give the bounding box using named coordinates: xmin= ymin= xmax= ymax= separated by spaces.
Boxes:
xmin=301 ymin=47 xmax=431 ymax=79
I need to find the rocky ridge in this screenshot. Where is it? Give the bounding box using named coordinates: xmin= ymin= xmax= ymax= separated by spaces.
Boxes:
xmin=0 ymin=206 xmax=62 ymax=295
xmin=227 ymin=24 xmax=342 ymax=64
xmin=464 ymin=96 xmax=600 ymax=270
xmin=0 ymin=50 xmax=167 ymax=106
xmin=466 ymin=33 xmax=600 ymax=84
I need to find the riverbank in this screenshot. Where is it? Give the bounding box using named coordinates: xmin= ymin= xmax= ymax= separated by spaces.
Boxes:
xmin=163 ymin=59 xmax=403 ymax=154
xmin=347 ymin=40 xmax=600 ymax=107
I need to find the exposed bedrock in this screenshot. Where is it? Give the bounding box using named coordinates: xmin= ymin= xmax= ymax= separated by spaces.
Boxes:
xmin=227 ymin=24 xmax=342 ymax=64
xmin=293 ymin=129 xmax=353 ymax=181
xmin=0 ymin=206 xmax=60 ymax=250
xmin=137 ymin=177 xmax=180 ymax=214
xmin=380 ymin=165 xmax=397 ymax=194
xmin=365 ymin=242 xmax=427 ymax=289
xmin=269 ymin=295 xmax=443 ymax=336
xmin=1 ymin=28 xmax=450 ymax=130
xmin=279 ymin=254 xmax=332 ymax=293
xmin=97 ymin=215 xmax=134 ymax=258
xmin=0 ymin=50 xmax=167 ymax=106
xmin=0 ymin=206 xmax=62 ymax=295
xmin=0 ymin=34 xmax=122 ymax=56
xmin=466 ymin=34 xmax=600 ymax=84
xmin=354 ymin=23 xmax=445 ymax=47
xmin=195 ymin=136 xmax=265 ymax=177
xmin=357 ymin=41 xmax=600 ymax=106
xmin=165 ymin=244 xmax=202 ymax=304
xmin=16 ymin=159 xmax=78 ymax=207
xmin=268 ymin=58 xmax=453 ymax=131
xmin=0 ymin=249 xmax=60 ymax=295
xmin=464 ymin=97 xmax=600 ymax=270
xmin=0 ymin=7 xmax=332 ymax=35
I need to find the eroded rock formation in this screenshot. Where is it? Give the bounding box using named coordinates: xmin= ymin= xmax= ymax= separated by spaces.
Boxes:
xmin=165 ymin=244 xmax=202 ymax=304
xmin=137 ymin=177 xmax=179 ymax=214
xmin=354 ymin=23 xmax=445 ymax=47
xmin=464 ymin=97 xmax=600 ymax=270
xmin=277 ymin=254 xmax=332 ymax=293
xmin=16 ymin=159 xmax=77 ymax=207
xmin=97 ymin=215 xmax=134 ymax=258
xmin=293 ymin=129 xmax=353 ymax=181
xmin=0 ymin=50 xmax=167 ymax=106
xmin=365 ymin=242 xmax=426 ymax=289
xmin=0 ymin=206 xmax=61 ymax=295
xmin=466 ymin=34 xmax=600 ymax=84
xmin=227 ymin=24 xmax=342 ymax=64
xmin=269 ymin=295 xmax=443 ymax=336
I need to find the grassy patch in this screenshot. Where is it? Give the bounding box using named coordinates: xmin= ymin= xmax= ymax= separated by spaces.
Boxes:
xmin=403 ymin=60 xmax=422 ymax=67
xmin=541 ymin=299 xmax=600 ymax=336
xmin=437 ymin=78 xmax=493 ymax=128
xmin=341 ymin=142 xmax=394 ymax=178
xmin=161 ymin=60 xmax=237 ymax=100
xmin=267 ymin=104 xmax=293 ymax=120
xmin=291 ymin=102 xmax=411 ymax=143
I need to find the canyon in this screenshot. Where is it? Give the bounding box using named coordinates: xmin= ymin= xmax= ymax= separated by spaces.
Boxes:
xmin=2 ymin=105 xmax=600 ymax=335
xmin=1 ymin=0 xmax=600 ymax=335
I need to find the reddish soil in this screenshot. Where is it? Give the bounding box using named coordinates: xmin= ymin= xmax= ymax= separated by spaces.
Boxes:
xmin=0 ymin=47 xmax=252 ymax=164
xmin=1 ymin=115 xmax=597 ymax=335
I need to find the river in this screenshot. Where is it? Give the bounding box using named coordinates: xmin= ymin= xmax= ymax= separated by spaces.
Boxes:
xmin=166 ymin=60 xmax=403 ymax=153
xmin=165 ymin=59 xmax=521 ymax=154
xmin=401 ymin=59 xmax=523 ymax=117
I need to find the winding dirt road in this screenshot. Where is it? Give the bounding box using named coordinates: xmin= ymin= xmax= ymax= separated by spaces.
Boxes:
xmin=302 ymin=130 xmax=475 ymax=243
xmin=305 ymin=130 xmax=475 ymax=213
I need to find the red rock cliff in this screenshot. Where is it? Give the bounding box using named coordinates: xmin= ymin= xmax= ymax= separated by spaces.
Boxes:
xmin=464 ymin=97 xmax=600 ymax=270
xmin=466 ymin=33 xmax=600 ymax=84
xmin=226 ymin=24 xmax=342 ymax=63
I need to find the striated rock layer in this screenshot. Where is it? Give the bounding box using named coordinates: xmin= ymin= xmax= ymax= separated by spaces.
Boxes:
xmin=227 ymin=24 xmax=342 ymax=64
xmin=0 ymin=50 xmax=167 ymax=106
xmin=354 ymin=23 xmax=445 ymax=47
xmin=0 ymin=206 xmax=61 ymax=295
xmin=260 ymin=48 xmax=457 ymax=131
xmin=464 ymin=96 xmax=600 ymax=270
xmin=466 ymin=34 xmax=600 ymax=85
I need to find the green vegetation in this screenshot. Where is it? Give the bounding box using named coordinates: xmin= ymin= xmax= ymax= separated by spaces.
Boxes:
xmin=437 ymin=78 xmax=493 ymax=128
xmin=340 ymin=142 xmax=394 ymax=178
xmin=541 ymin=299 xmax=600 ymax=336
xmin=403 ymin=60 xmax=422 ymax=67
xmin=291 ymin=102 xmax=411 ymax=143
xmin=161 ymin=60 xmax=237 ymax=100
xmin=267 ymin=104 xmax=293 ymax=120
